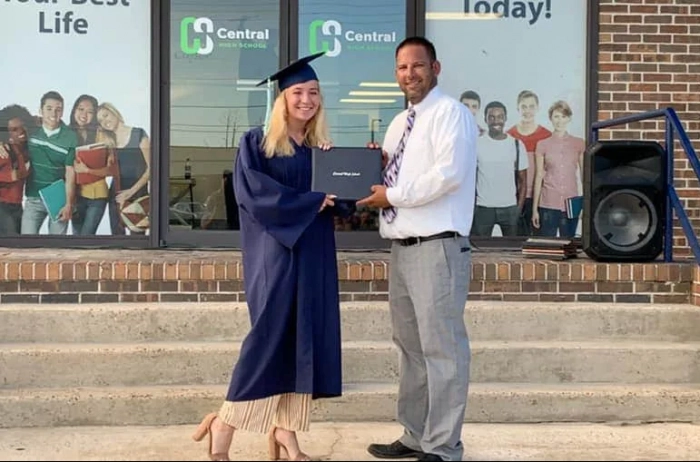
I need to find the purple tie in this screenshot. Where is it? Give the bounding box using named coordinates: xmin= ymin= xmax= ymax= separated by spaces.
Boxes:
xmin=382 ymin=107 xmax=416 ymax=223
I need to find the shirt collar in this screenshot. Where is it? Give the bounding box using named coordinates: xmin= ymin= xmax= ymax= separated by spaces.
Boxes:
xmin=42 ymin=125 xmax=61 ymax=138
xmin=408 ymin=86 xmax=442 ymax=115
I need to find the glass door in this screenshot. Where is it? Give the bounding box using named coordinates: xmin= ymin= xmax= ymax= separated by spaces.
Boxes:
xmin=165 ymin=0 xmax=282 ymax=246
xmin=162 ymin=0 xmax=415 ymax=249
xmin=298 ymin=0 xmax=408 ymax=248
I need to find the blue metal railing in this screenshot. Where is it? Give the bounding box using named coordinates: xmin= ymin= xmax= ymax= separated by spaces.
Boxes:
xmin=591 ymin=107 xmax=700 ymax=265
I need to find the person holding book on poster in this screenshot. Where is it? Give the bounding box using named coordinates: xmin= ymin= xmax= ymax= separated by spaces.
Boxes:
xmin=96 ymin=102 xmax=150 ymax=235
xmin=20 ymin=91 xmax=78 ymax=235
xmin=0 ymin=105 xmax=34 ymax=235
xmin=69 ymin=94 xmax=116 ymax=235
xmin=531 ymin=100 xmax=585 ymax=238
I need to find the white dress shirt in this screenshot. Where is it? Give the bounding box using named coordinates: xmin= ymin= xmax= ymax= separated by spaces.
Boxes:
xmin=379 ymin=86 xmax=478 ymax=240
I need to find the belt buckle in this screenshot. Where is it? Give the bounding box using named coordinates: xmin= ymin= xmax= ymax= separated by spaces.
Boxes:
xmin=406 ymin=237 xmax=420 ymax=246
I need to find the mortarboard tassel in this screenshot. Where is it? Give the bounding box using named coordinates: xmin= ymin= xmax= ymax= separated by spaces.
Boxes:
xmin=263 ymin=79 xmax=274 ymax=135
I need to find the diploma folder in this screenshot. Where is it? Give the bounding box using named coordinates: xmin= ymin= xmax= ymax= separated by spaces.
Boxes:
xmin=311 ymin=147 xmax=383 ymax=201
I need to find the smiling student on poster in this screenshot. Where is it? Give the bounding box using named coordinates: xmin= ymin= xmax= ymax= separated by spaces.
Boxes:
xmin=1 ymin=0 xmax=151 ymax=236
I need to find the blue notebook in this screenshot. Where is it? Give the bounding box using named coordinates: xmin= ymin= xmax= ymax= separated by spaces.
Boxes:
xmin=565 ymin=195 xmax=583 ymax=220
xmin=38 ymin=179 xmax=67 ymax=222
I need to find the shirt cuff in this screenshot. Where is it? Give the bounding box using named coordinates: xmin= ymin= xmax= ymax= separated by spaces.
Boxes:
xmin=386 ymin=186 xmax=402 ymax=207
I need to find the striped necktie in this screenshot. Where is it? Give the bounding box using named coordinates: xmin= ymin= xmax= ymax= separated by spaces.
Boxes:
xmin=382 ymin=107 xmax=416 ymax=223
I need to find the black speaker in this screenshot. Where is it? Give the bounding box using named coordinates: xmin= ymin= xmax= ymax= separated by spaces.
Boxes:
xmin=582 ymin=140 xmax=667 ymax=262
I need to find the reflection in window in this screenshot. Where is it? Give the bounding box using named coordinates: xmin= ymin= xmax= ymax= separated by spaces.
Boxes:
xmin=169 ymin=0 xmax=280 ymax=230
xmin=299 ymin=0 xmax=406 ymax=231
xmin=425 ymin=0 xmax=588 ymax=240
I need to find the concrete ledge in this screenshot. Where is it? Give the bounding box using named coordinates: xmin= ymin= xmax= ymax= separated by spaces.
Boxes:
xmin=3 ymin=340 xmax=700 ymax=389
xmin=2 ymin=301 xmax=700 ymax=343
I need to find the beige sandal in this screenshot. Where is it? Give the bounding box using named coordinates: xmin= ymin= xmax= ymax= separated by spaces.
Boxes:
xmin=268 ymin=426 xmax=312 ymax=461
xmin=192 ymin=412 xmax=231 ymax=461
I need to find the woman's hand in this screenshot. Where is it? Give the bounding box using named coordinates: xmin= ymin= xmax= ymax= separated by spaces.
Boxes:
xmin=115 ymin=188 xmax=136 ymax=207
xmin=319 ymin=194 xmax=337 ymax=212
xmin=74 ymin=160 xmax=89 ymax=174
xmin=531 ymin=210 xmax=540 ymax=229
xmin=318 ymin=141 xmax=334 ymax=151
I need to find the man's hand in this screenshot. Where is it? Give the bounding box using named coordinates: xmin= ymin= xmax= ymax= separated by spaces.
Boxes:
xmin=0 ymin=144 xmax=9 ymax=159
xmin=57 ymin=204 xmax=73 ymax=222
xmin=357 ymin=185 xmax=390 ymax=209
xmin=367 ymin=142 xmax=389 ymax=169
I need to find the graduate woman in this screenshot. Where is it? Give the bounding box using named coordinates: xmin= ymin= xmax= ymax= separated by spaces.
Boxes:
xmin=193 ymin=52 xmax=348 ymax=461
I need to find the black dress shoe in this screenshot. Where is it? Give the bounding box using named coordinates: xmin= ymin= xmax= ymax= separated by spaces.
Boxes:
xmin=417 ymin=454 xmax=444 ymax=461
xmin=367 ymin=440 xmax=424 ymax=459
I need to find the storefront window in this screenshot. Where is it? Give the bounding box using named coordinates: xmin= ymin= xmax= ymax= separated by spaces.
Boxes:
xmin=169 ymin=0 xmax=279 ymax=232
xmin=426 ymin=0 xmax=588 ymax=240
xmin=298 ymin=0 xmax=406 ymax=232
xmin=0 ymin=1 xmax=152 ymax=237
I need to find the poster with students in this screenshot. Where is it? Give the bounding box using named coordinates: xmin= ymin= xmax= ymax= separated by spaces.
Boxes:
xmin=426 ymin=0 xmax=588 ymax=239
xmin=0 ymin=1 xmax=151 ymax=237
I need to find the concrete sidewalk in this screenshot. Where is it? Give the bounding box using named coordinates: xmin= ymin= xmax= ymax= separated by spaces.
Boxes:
xmin=0 ymin=421 xmax=697 ymax=461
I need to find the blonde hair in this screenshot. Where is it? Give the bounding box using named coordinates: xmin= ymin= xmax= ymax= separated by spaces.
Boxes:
xmin=548 ymin=100 xmax=573 ymax=119
xmin=97 ymin=102 xmax=125 ymax=126
xmin=262 ymin=88 xmax=330 ymax=158
xmin=96 ymin=127 xmax=117 ymax=148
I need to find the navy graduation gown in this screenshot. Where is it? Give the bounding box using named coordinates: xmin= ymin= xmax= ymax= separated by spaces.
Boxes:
xmin=226 ymin=127 xmax=347 ymax=402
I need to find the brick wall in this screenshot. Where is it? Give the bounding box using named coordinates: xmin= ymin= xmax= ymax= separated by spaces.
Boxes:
xmin=597 ymin=0 xmax=700 ymax=257
xmin=0 ymin=251 xmax=693 ymax=304
xmin=693 ymin=266 xmax=700 ymax=305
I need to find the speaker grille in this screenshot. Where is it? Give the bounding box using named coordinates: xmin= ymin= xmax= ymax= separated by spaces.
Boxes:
xmin=592 ymin=188 xmax=658 ymax=253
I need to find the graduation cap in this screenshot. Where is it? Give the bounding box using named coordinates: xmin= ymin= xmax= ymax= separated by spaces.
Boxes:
xmin=256 ymin=51 xmax=325 ymax=91
xmin=257 ymin=52 xmax=325 ymax=133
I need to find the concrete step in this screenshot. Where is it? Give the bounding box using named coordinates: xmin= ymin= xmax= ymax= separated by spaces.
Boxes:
xmin=3 ymin=340 xmax=700 ymax=388
xmin=4 ymin=421 xmax=700 ymax=461
xmin=2 ymin=302 xmax=700 ymax=343
xmin=3 ymin=382 xmax=700 ymax=429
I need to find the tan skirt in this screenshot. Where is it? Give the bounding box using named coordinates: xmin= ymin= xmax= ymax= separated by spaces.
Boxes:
xmin=218 ymin=392 xmax=312 ymax=434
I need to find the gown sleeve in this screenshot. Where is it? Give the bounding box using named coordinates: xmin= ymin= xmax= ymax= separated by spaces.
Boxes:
xmin=233 ymin=129 xmax=326 ymax=249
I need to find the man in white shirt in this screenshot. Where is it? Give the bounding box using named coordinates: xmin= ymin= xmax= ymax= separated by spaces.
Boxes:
xmin=357 ymin=36 xmax=477 ymax=462
xmin=471 ymin=101 xmax=528 ymax=237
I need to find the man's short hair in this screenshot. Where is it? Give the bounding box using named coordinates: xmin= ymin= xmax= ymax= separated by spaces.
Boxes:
xmin=516 ymin=90 xmax=539 ymax=105
xmin=484 ymin=101 xmax=507 ymax=117
xmin=459 ymin=90 xmax=481 ymax=105
xmin=40 ymin=91 xmax=64 ymax=108
xmin=395 ymin=36 xmax=437 ymax=62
